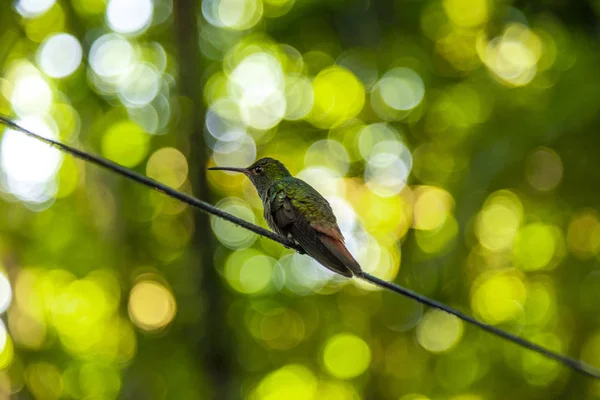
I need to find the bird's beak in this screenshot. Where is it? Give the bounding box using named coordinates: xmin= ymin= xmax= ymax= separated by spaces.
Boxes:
xmin=207 ymin=166 xmax=249 ymax=174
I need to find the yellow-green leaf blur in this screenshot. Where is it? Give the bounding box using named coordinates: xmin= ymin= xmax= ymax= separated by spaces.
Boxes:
xmin=1 ymin=0 xmax=600 ymax=399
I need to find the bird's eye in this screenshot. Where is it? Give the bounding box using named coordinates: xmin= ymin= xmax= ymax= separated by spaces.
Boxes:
xmin=254 ymin=166 xmax=263 ymax=174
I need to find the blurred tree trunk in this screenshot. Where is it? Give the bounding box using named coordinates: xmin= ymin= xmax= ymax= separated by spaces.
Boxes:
xmin=173 ymin=1 xmax=235 ymax=398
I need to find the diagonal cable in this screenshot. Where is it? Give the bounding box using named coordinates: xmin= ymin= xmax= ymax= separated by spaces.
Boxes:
xmin=1 ymin=114 xmax=598 ymax=380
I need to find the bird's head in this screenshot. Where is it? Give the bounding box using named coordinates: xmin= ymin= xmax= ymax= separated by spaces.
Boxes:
xmin=208 ymin=157 xmax=291 ymax=196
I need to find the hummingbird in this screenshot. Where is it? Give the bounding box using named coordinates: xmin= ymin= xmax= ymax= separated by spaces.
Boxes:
xmin=208 ymin=158 xmax=363 ymax=278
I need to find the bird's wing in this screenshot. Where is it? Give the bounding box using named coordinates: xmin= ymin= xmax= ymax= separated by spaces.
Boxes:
xmin=266 ymin=185 xmax=296 ymax=233
xmin=267 ymin=180 xmax=358 ymax=277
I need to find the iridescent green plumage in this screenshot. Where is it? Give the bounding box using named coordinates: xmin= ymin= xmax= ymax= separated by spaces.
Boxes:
xmin=265 ymin=177 xmax=337 ymax=231
xmin=209 ymin=158 xmax=363 ymax=277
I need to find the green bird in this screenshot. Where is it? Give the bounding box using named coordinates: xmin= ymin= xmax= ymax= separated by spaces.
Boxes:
xmin=208 ymin=157 xmax=363 ymax=278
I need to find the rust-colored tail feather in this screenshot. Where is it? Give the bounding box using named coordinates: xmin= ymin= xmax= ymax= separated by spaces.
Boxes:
xmin=318 ymin=235 xmax=363 ymax=277
xmin=289 ymin=220 xmax=355 ymax=277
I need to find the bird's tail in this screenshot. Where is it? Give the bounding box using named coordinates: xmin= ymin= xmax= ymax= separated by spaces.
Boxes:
xmin=290 ymin=224 xmax=354 ymax=277
xmin=319 ymin=235 xmax=364 ymax=277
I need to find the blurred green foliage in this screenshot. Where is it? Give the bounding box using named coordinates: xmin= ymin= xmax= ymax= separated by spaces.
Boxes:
xmin=1 ymin=0 xmax=600 ymax=399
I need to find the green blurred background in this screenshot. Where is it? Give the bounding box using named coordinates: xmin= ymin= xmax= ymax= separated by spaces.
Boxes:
xmin=1 ymin=0 xmax=600 ymax=398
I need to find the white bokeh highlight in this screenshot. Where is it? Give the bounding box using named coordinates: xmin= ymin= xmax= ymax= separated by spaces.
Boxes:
xmin=119 ymin=63 xmax=160 ymax=107
xmin=106 ymin=0 xmax=154 ymax=35
xmin=10 ymin=74 xmax=53 ymax=117
xmin=202 ymin=0 xmax=263 ymax=30
xmin=90 ymin=34 xmax=136 ymax=83
xmin=212 ymin=133 xmax=257 ymax=169
xmin=38 ymin=33 xmax=83 ymax=78
xmin=0 ymin=118 xmax=62 ymax=203
xmin=16 ymin=0 xmax=55 ymax=17
xmin=376 ymin=67 xmax=425 ymax=111
xmin=229 ymin=53 xmax=286 ymax=130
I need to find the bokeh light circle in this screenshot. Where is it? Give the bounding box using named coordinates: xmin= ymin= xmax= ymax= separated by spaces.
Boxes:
xmin=567 ymin=210 xmax=600 ymax=260
xmin=101 ymin=120 xmax=149 ymax=168
xmin=118 ymin=63 xmax=160 ymax=107
xmin=525 ymin=148 xmax=563 ymax=191
xmin=357 ymin=123 xmax=402 ymax=159
xmin=443 ymin=0 xmax=488 ymax=28
xmin=364 ymin=140 xmax=413 ymax=197
xmin=106 ymin=0 xmax=153 ymax=35
xmin=251 ymin=364 xmax=317 ymax=399
xmin=472 ymin=272 xmax=526 ymax=324
xmin=211 ymin=198 xmax=257 ymax=249
xmin=375 ymin=67 xmax=425 ymax=111
xmin=16 ymin=0 xmax=56 ymax=17
xmin=225 ymin=253 xmax=276 ymax=294
xmin=0 ymin=117 xmax=62 ymax=202
xmin=128 ymin=104 xmax=161 ymax=135
xmin=323 ymin=333 xmax=371 ymax=379
xmin=513 ymin=223 xmax=557 ymax=271
xmin=416 ymin=309 xmax=463 ymax=353
xmin=279 ymin=253 xmax=337 ymax=295
xmin=89 ymin=34 xmax=136 ymax=82
xmin=146 ymin=147 xmax=189 ymax=189
xmin=128 ymin=280 xmax=176 ymax=331
xmin=212 ymin=133 xmax=257 ymax=169
xmin=229 ymin=52 xmax=286 ymax=130
xmin=203 ymin=0 xmax=264 ymax=30
xmin=239 ymin=255 xmax=275 ymax=294
xmin=240 ymin=90 xmax=286 ymax=130
xmin=475 ymin=190 xmax=523 ymax=251
xmin=38 ymin=33 xmax=83 ymax=78
xmin=220 ymin=0 xmax=263 ymax=30
xmin=304 ymin=139 xmax=350 ymax=176
xmin=310 ymin=66 xmax=365 ymax=128
xmin=205 ymin=99 xmax=244 ymax=141
xmin=413 ymin=186 xmax=453 ymax=231
xmin=481 ymin=24 xmax=542 ymax=87
xmin=11 ymin=74 xmax=53 ymax=117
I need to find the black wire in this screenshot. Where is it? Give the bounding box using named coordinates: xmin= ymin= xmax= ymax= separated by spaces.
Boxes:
xmin=360 ymin=273 xmax=600 ymax=379
xmin=2 ymin=114 xmax=599 ymax=380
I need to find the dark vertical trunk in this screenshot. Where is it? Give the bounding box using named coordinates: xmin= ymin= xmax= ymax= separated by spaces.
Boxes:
xmin=172 ymin=1 xmax=235 ymax=398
